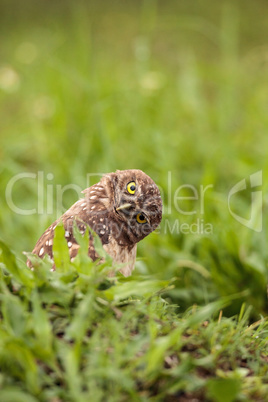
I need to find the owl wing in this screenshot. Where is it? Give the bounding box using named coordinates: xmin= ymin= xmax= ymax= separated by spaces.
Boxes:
xmin=27 ymin=178 xmax=110 ymax=267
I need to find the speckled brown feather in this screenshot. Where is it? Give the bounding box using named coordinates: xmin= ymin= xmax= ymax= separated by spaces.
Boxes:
xmin=27 ymin=169 xmax=162 ymax=276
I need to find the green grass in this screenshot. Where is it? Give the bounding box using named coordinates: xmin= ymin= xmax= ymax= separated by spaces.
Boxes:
xmin=0 ymin=0 xmax=268 ymax=400
xmin=0 ymin=233 xmax=267 ymax=401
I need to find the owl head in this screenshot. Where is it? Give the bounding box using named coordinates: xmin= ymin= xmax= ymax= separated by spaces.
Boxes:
xmin=94 ymin=169 xmax=162 ymax=245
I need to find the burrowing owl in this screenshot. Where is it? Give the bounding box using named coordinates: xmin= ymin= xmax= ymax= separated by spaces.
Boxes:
xmin=28 ymin=169 xmax=162 ymax=276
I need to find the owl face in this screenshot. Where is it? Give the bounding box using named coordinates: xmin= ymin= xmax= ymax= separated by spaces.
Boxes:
xmin=106 ymin=169 xmax=162 ymax=243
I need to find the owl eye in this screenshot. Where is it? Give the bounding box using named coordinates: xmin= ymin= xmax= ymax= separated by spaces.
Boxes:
xmin=136 ymin=213 xmax=147 ymax=224
xmin=127 ymin=181 xmax=136 ymax=194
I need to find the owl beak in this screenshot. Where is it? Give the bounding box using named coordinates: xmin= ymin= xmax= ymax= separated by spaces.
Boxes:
xmin=116 ymin=203 xmax=132 ymax=211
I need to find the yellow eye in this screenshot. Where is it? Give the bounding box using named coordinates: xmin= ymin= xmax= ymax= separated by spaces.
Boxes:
xmin=127 ymin=181 xmax=136 ymax=194
xmin=136 ymin=213 xmax=147 ymax=224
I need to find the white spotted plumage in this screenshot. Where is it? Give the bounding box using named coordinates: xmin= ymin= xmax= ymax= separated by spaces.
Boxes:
xmin=27 ymin=169 xmax=162 ymax=277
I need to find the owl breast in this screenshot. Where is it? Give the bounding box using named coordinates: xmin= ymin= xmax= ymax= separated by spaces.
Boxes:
xmin=103 ymin=238 xmax=137 ymax=277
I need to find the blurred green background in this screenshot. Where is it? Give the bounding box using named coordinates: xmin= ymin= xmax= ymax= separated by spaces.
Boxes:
xmin=0 ymin=0 xmax=267 ymax=315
